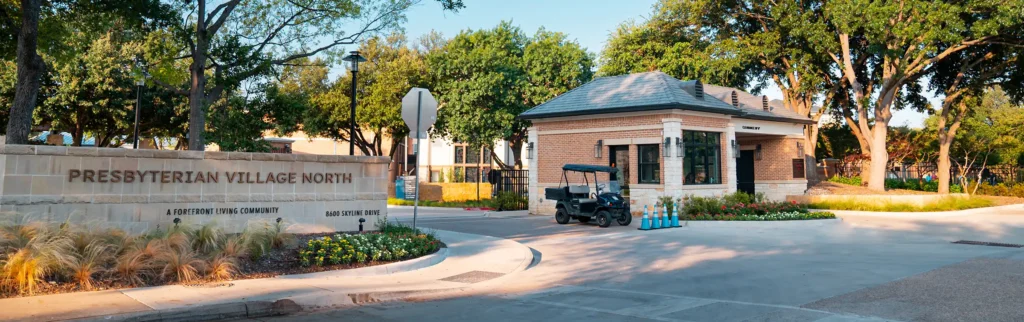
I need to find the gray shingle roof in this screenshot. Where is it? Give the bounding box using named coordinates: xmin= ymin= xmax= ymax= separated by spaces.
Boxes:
xmin=519 ymin=71 xmax=814 ymax=124
xmin=519 ymin=71 xmax=742 ymax=119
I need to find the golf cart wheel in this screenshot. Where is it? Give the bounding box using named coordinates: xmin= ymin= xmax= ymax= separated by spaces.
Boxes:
xmin=555 ymin=208 xmax=570 ymax=224
xmin=617 ymin=212 xmax=632 ymax=226
xmin=577 ymin=216 xmax=591 ymax=223
xmin=596 ymin=210 xmax=612 ymax=228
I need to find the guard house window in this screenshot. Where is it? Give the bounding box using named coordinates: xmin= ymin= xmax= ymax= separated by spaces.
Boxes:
xmin=638 ymin=145 xmax=660 ymax=184
xmin=683 ymin=131 xmax=722 ymax=184
xmin=454 ymin=146 xmax=465 ymax=164
xmin=466 ymin=146 xmax=480 ymax=164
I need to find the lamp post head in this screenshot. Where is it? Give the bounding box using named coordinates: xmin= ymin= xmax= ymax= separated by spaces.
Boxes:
xmin=342 ymin=51 xmax=367 ymax=72
xmin=135 ymin=71 xmax=150 ymax=86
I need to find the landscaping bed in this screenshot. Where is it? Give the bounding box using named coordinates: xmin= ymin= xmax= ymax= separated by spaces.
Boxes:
xmin=805 ymin=181 xmax=1024 ymax=211
xmin=659 ymin=192 xmax=837 ymax=221
xmin=0 ymin=218 xmax=441 ymax=298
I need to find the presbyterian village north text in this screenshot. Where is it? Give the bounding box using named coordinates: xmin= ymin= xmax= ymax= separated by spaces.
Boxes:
xmin=67 ymin=170 xmax=352 ymax=184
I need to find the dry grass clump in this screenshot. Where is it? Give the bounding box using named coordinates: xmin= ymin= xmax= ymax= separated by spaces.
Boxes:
xmin=0 ymin=218 xmax=291 ymax=296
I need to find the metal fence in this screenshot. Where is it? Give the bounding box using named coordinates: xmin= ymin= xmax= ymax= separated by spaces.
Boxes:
xmin=490 ymin=169 xmax=529 ymax=210
xmin=828 ymin=162 xmax=1023 ymax=184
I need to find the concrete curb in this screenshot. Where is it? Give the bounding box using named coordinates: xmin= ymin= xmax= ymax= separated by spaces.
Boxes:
xmin=73 ymin=299 xmax=303 ymax=322
xmin=278 ymin=247 xmax=449 ymax=279
xmin=825 ymin=203 xmax=1024 ymax=219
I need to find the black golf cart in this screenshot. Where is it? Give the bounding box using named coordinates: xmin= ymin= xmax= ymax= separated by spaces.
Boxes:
xmin=545 ymin=164 xmax=631 ymax=227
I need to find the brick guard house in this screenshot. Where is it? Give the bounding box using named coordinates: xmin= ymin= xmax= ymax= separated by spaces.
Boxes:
xmin=519 ymin=71 xmax=814 ymax=215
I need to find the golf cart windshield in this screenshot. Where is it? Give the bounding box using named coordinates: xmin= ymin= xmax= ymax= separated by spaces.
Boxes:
xmin=596 ymin=180 xmax=621 ymax=194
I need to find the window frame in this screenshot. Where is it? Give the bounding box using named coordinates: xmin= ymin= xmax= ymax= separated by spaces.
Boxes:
xmin=638 ymin=144 xmax=660 ymax=184
xmin=683 ymin=131 xmax=722 ymax=185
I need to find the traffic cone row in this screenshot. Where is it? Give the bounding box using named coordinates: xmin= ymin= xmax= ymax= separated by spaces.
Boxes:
xmin=638 ymin=204 xmax=682 ymax=231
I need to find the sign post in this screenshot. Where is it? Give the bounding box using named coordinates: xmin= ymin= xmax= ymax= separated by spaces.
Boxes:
xmin=402 ymin=88 xmax=438 ymax=230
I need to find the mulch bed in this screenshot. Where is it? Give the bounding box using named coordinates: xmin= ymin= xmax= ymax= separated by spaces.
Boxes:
xmin=0 ymin=231 xmax=444 ymax=299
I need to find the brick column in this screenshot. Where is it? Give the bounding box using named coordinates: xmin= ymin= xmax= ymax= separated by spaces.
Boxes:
xmin=726 ymin=122 xmax=737 ymax=193
xmin=662 ymin=119 xmax=683 ymax=198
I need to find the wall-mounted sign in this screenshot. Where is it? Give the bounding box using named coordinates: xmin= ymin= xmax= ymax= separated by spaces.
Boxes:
xmin=67 ymin=170 xmax=351 ymax=184
xmin=741 ymin=126 xmax=761 ymax=130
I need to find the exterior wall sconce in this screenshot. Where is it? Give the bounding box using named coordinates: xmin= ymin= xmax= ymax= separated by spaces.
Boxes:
xmin=731 ymin=140 xmax=740 ymax=158
xmin=675 ymin=137 xmax=684 ymax=158
xmin=796 ymin=142 xmax=805 ymax=157
xmin=755 ymin=144 xmax=763 ymax=160
xmin=594 ymin=140 xmax=603 ymax=158
xmin=526 ymin=142 xmax=534 ymax=160
xmin=663 ymin=138 xmax=671 ymax=158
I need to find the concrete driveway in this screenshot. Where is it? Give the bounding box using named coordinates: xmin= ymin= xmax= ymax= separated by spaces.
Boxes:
xmin=252 ymin=205 xmax=1024 ymax=322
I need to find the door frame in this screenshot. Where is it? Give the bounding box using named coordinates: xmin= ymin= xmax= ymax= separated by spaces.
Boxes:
xmin=737 ymin=149 xmax=756 ymax=195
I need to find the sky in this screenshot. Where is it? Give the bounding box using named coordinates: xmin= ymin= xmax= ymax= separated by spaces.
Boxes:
xmin=369 ymin=0 xmax=933 ymax=127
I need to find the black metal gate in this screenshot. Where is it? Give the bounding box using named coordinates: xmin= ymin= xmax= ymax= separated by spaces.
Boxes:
xmin=490 ymin=169 xmax=529 ymax=210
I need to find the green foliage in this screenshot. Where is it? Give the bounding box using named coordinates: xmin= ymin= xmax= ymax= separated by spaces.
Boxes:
xmin=974 ymin=182 xmax=1024 ymax=198
xmin=883 ymin=179 xmax=963 ymax=193
xmin=683 ymin=211 xmax=836 ymax=221
xmin=429 ymin=21 xmax=594 ymax=169
xmin=305 ymin=34 xmax=428 ymax=157
xmin=598 ymin=4 xmax=748 ymax=87
xmin=816 ymin=123 xmax=863 ymax=160
xmin=298 ymin=227 xmax=441 ymax=267
xmin=807 ymin=196 xmax=994 ymax=212
xmin=680 ymin=193 xmax=807 ymax=218
xmin=828 ymin=176 xmax=863 ymax=186
xmin=493 ymin=192 xmax=527 ymax=211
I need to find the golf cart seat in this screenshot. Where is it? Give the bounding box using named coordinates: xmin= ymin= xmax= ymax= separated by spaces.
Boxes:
xmin=568 ymin=185 xmax=597 ymax=204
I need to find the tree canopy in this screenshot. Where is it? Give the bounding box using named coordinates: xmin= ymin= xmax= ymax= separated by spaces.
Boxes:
xmin=428 ymin=22 xmax=594 ymax=169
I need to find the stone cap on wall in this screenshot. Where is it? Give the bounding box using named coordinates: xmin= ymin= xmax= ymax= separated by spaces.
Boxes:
xmin=0 ymin=145 xmax=391 ymax=164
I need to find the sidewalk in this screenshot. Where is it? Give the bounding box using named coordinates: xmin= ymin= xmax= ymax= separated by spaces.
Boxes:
xmin=0 ymin=230 xmax=534 ymax=322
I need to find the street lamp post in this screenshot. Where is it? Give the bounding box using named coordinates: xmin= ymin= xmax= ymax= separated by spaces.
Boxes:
xmin=132 ymin=74 xmax=148 ymax=149
xmin=342 ymin=51 xmax=366 ymax=156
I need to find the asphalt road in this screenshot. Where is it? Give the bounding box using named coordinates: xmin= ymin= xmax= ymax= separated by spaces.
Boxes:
xmin=242 ymin=206 xmax=1024 ymax=322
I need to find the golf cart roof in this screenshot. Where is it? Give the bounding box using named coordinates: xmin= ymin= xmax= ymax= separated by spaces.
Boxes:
xmin=562 ymin=164 xmax=618 ymax=173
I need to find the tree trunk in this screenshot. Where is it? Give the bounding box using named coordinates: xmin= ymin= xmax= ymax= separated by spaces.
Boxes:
xmin=937 ymin=141 xmax=952 ymax=194
xmin=509 ymin=140 xmax=524 ymax=170
xmin=866 ymin=124 xmax=889 ymax=191
xmin=187 ymin=0 xmax=209 ymax=151
xmin=5 ymin=0 xmax=43 ymax=144
xmin=804 ymin=124 xmax=820 ymax=181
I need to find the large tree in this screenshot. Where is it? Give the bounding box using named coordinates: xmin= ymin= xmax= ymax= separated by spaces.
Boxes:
xmin=2 ymin=0 xmax=172 ymax=143
xmin=601 ymin=0 xmax=845 ymax=180
xmin=822 ymin=0 xmax=1021 ymax=191
xmin=927 ymin=31 xmax=1024 ymax=193
xmin=429 ymin=22 xmax=594 ymax=169
xmin=37 ymin=33 xmax=140 ymax=146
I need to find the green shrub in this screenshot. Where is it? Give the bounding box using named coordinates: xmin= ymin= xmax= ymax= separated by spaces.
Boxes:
xmin=828 ymin=176 xmax=862 ymax=186
xmin=973 ymin=182 xmax=1024 ymax=198
xmin=493 ymin=192 xmax=527 ymax=211
xmin=682 ymin=211 xmax=836 ymax=221
xmin=297 ymin=229 xmax=440 ymax=267
xmin=807 ymin=196 xmax=993 ymax=212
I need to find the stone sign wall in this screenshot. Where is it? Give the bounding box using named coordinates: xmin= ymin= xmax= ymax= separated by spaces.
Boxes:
xmin=0 ymin=145 xmax=389 ymax=234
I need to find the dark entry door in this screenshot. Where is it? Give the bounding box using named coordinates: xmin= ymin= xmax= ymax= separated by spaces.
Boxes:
xmin=609 ymin=146 xmax=629 ymax=185
xmin=737 ymin=150 xmax=755 ymax=195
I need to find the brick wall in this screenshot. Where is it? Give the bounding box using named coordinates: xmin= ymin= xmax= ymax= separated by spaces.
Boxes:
xmin=742 ymin=137 xmax=803 ymax=181
xmin=536 ymin=129 xmax=662 ymax=184
xmin=536 ymin=114 xmax=663 ymax=131
xmin=682 ymin=115 xmax=730 ymax=128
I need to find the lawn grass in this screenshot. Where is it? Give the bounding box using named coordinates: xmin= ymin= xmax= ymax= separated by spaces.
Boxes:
xmin=387 ymin=197 xmax=492 ymax=208
xmin=807 ymin=196 xmax=995 ymax=212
